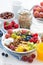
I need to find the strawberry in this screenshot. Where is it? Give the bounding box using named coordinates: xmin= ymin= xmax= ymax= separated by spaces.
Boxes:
xmin=7 ymin=29 xmax=13 ymax=34
xmin=11 ymin=21 xmax=15 ymax=27
xmin=4 ymin=21 xmax=9 ymax=25
xmin=5 ymin=34 xmax=10 ymax=38
xmin=14 ymin=23 xmax=19 ymax=28
xmin=4 ymin=25 xmax=8 ymax=30
xmin=7 ymin=24 xmax=12 ymax=29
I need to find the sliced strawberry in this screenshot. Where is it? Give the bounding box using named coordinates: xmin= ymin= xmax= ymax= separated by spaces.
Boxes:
xmin=5 ymin=34 xmax=10 ymax=39
xmin=14 ymin=23 xmax=19 ymax=28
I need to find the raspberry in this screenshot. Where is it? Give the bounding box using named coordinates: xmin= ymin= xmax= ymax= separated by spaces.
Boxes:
xmin=32 ymin=33 xmax=38 ymax=37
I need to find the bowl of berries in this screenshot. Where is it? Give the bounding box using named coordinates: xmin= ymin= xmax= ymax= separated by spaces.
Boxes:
xmin=2 ymin=28 xmax=40 ymax=55
xmin=4 ymin=20 xmax=19 ymax=31
xmin=33 ymin=2 xmax=43 ymax=22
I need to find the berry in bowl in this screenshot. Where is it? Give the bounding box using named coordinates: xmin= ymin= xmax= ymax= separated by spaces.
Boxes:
xmin=4 ymin=21 xmax=19 ymax=30
xmin=33 ymin=2 xmax=43 ymax=21
xmin=2 ymin=29 xmax=40 ymax=55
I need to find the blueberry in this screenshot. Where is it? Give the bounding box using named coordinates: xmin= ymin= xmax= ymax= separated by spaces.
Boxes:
xmin=25 ymin=38 xmax=29 ymax=41
xmin=26 ymin=35 xmax=32 ymax=37
xmin=26 ymin=35 xmax=32 ymax=39
xmin=5 ymin=54 xmax=8 ymax=57
xmin=0 ymin=30 xmax=3 ymax=37
xmin=2 ymin=52 xmax=5 ymax=56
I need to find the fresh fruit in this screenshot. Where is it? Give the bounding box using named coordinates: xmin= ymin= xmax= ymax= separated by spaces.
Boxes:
xmin=11 ymin=33 xmax=17 ymax=39
xmin=9 ymin=44 xmax=14 ymax=50
xmin=39 ymin=12 xmax=43 ymax=18
xmin=40 ymin=2 xmax=43 ymax=6
xmin=11 ymin=21 xmax=15 ymax=27
xmin=4 ymin=22 xmax=12 ymax=30
xmin=40 ymin=7 xmax=43 ymax=12
xmin=2 ymin=52 xmax=5 ymax=56
xmin=21 ymin=30 xmax=27 ymax=34
xmin=5 ymin=34 xmax=10 ymax=38
xmin=0 ymin=30 xmax=3 ymax=37
xmin=27 ymin=57 xmax=33 ymax=63
xmin=21 ymin=56 xmax=28 ymax=61
xmin=7 ymin=29 xmax=13 ymax=34
xmin=7 ymin=24 xmax=12 ymax=29
xmin=33 ymin=2 xmax=43 ymax=18
xmin=4 ymin=21 xmax=7 ymax=26
xmin=32 ymin=33 xmax=38 ymax=37
xmin=4 ymin=21 xmax=19 ymax=30
xmin=34 ymin=11 xmax=40 ymax=18
xmin=14 ymin=23 xmax=19 ymax=28
xmin=31 ymin=54 xmax=36 ymax=58
xmin=4 ymin=25 xmax=8 ymax=30
xmin=5 ymin=54 xmax=8 ymax=57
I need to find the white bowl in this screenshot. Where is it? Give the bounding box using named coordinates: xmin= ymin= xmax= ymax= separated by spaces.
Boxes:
xmin=2 ymin=28 xmax=40 ymax=55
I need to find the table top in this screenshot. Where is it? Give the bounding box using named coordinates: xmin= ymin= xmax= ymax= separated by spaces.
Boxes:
xmin=0 ymin=0 xmax=43 ymax=65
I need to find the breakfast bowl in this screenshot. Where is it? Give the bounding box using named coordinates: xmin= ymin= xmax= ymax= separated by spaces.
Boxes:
xmin=2 ymin=28 xmax=40 ymax=55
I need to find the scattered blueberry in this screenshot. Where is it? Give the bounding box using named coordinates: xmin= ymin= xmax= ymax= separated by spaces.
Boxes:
xmin=2 ymin=52 xmax=5 ymax=56
xmin=0 ymin=30 xmax=3 ymax=37
xmin=5 ymin=54 xmax=8 ymax=57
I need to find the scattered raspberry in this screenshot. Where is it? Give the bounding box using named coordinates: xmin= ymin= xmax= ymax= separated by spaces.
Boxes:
xmin=27 ymin=57 xmax=33 ymax=63
xmin=31 ymin=54 xmax=36 ymax=59
xmin=21 ymin=56 xmax=28 ymax=61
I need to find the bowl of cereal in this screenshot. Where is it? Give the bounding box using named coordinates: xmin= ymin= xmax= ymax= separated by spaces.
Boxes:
xmin=2 ymin=28 xmax=40 ymax=55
